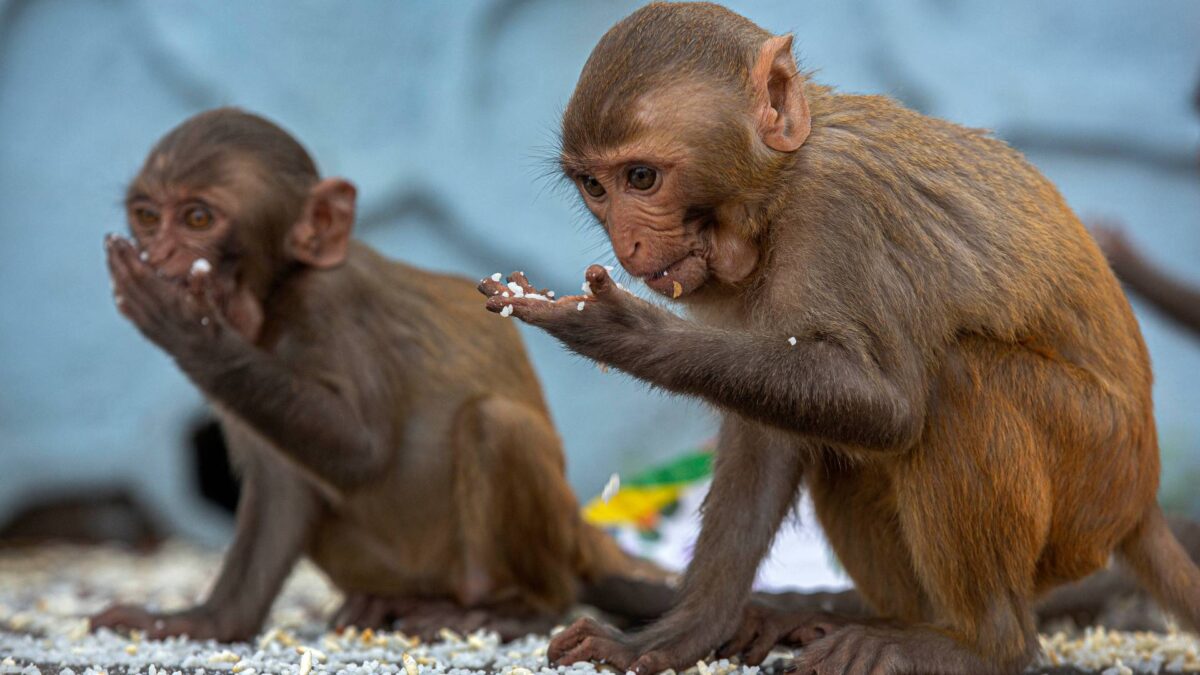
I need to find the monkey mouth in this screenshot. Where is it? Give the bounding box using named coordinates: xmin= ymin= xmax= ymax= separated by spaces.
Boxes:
xmin=643 ymin=252 xmax=706 ymax=297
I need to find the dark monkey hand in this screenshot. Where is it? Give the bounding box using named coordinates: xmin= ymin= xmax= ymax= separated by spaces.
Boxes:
xmin=105 ymin=234 xmax=235 ymax=357
xmin=478 ymin=264 xmax=677 ymax=368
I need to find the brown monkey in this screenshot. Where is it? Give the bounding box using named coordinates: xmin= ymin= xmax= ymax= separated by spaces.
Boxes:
xmin=92 ymin=107 xmax=663 ymax=643
xmin=478 ymin=3 xmax=1200 ymax=673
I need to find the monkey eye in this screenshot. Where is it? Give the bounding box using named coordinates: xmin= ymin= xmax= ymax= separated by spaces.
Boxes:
xmin=580 ymin=175 xmax=606 ymax=198
xmin=132 ymin=207 xmax=159 ymax=229
xmin=183 ymin=205 xmax=214 ymax=230
xmin=627 ymin=166 xmax=658 ymax=191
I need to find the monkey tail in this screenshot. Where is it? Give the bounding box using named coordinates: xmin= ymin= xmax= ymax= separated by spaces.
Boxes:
xmin=1118 ymin=505 xmax=1200 ymax=632
xmin=573 ymin=521 xmax=680 ymax=622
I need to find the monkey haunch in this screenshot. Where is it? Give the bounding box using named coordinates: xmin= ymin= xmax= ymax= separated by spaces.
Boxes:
xmin=482 ymin=3 xmax=1200 ymax=674
xmin=94 ymin=108 xmax=659 ymax=643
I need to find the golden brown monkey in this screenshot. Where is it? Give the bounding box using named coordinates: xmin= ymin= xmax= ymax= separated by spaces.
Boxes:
xmin=92 ymin=107 xmax=661 ymax=642
xmin=479 ymin=3 xmax=1200 ymax=673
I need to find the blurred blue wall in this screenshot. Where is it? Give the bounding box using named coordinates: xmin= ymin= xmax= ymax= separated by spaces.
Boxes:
xmin=1 ymin=0 xmax=1198 ymax=540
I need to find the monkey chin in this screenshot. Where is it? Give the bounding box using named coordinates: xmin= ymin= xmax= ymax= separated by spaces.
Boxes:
xmin=642 ymin=251 xmax=709 ymax=298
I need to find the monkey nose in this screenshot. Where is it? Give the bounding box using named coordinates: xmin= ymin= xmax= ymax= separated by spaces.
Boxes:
xmin=611 ymin=235 xmax=642 ymax=267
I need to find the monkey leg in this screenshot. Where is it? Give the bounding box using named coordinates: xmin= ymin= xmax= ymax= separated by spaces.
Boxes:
xmin=92 ymin=445 xmax=317 ymax=642
xmin=450 ymin=395 xmax=583 ymax=614
xmin=793 ymin=399 xmax=1046 ymax=674
xmin=713 ymin=464 xmax=921 ymax=666
xmin=549 ymin=418 xmax=806 ymax=673
xmin=332 ymin=395 xmax=582 ymax=641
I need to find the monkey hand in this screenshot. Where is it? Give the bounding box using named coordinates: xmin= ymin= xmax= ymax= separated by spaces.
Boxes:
xmin=548 ymin=615 xmax=731 ymax=675
xmin=478 ymin=265 xmax=675 ymax=368
xmin=90 ymin=603 xmax=252 ymax=642
xmin=105 ymin=234 xmax=235 ymax=358
xmin=716 ymin=603 xmax=850 ymax=665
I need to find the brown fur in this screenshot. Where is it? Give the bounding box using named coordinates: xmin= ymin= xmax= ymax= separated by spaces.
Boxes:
xmin=483 ymin=4 xmax=1200 ymax=674
xmin=94 ymin=108 xmax=663 ymax=642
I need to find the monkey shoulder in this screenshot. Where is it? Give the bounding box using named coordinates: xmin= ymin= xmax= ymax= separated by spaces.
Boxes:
xmin=807 ymin=90 xmax=1038 ymax=195
xmin=268 ymin=243 xmax=542 ymax=401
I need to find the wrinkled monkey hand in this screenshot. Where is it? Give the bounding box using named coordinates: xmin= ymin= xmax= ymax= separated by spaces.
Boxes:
xmin=548 ymin=615 xmax=726 ymax=675
xmin=478 ymin=265 xmax=676 ymax=368
xmin=90 ymin=603 xmax=251 ymax=642
xmin=105 ymin=234 xmax=234 ymax=358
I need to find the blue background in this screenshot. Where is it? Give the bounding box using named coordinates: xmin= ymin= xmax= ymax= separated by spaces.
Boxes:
xmin=1 ymin=1 xmax=1198 ymax=542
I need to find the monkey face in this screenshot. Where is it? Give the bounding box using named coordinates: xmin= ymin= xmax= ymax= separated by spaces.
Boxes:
xmin=565 ymin=136 xmax=764 ymax=300
xmin=124 ymin=183 xmax=241 ymax=282
xmin=568 ymin=149 xmax=715 ymax=299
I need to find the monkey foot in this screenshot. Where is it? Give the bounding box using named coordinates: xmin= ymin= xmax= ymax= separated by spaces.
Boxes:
xmin=789 ymin=624 xmax=914 ymax=675
xmin=89 ymin=603 xmax=249 ymax=642
xmin=715 ymin=604 xmax=848 ymax=666
xmin=333 ymin=594 xmax=556 ymax=642
xmin=547 ymin=616 xmax=718 ymax=675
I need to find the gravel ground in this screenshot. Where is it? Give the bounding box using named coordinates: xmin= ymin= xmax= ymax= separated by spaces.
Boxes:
xmin=0 ymin=543 xmax=1197 ymax=675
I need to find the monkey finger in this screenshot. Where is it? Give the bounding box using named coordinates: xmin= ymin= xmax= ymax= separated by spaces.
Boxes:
xmin=185 ymin=267 xmax=223 ymax=320
xmin=354 ymin=597 xmax=390 ymax=630
xmin=106 ymin=237 xmax=138 ymax=286
xmin=629 ymin=651 xmax=675 ymax=675
xmin=583 ymin=264 xmax=625 ymax=299
xmin=477 ymin=275 xmax=511 ymax=298
xmin=547 ymin=616 xmax=610 ymax=662
xmin=89 ymin=604 xmax=150 ymax=633
xmin=110 ymin=270 xmax=157 ymax=321
xmin=484 ymin=296 xmax=551 ymax=321
xmin=333 ymin=594 xmax=369 ymax=630
xmin=112 ymin=235 xmax=152 ymax=279
xmin=742 ymin=629 xmax=781 ymax=667
xmin=509 ymin=271 xmax=540 ymax=296
xmin=717 ymin=620 xmax=759 ymax=660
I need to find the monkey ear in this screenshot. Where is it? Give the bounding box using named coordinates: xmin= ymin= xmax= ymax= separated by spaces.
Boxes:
xmin=289 ymin=178 xmax=357 ymax=269
xmin=751 ymin=34 xmax=810 ymax=153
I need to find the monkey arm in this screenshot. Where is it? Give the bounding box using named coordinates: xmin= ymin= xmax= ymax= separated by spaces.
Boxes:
xmin=550 ymin=418 xmax=807 ymax=669
xmin=91 ymin=442 xmax=316 ymax=641
xmin=619 ymin=324 xmax=923 ymax=451
xmin=1115 ymin=258 xmax=1200 ymax=339
xmin=197 ymin=440 xmax=318 ymax=633
xmin=106 ymin=237 xmax=387 ymax=490
xmin=485 ymin=267 xmax=923 ymax=450
xmin=175 ymin=339 xmax=389 ymax=492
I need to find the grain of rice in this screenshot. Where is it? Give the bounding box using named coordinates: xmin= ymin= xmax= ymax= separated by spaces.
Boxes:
xmin=787 ymin=337 xmax=797 ymax=346
xmin=601 ymin=473 xmax=620 ymax=502
xmin=490 ymin=273 xmax=502 ymax=282
xmin=190 ymin=259 xmax=212 ymax=275
xmin=500 ymin=305 xmax=514 ymax=318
